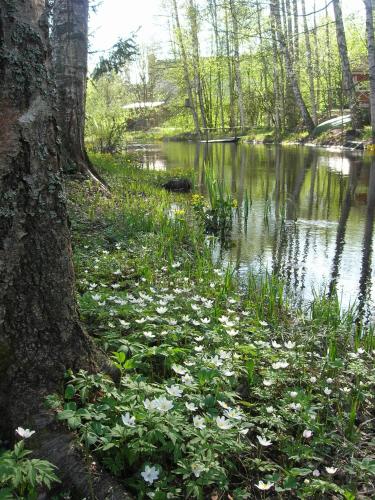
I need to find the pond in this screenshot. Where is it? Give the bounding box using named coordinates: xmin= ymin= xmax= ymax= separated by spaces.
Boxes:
xmin=137 ymin=141 xmax=375 ymax=316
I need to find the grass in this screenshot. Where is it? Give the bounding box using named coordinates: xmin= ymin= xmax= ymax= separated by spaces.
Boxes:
xmin=48 ymin=153 xmax=375 ymax=499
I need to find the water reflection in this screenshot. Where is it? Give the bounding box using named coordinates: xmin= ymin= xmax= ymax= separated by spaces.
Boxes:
xmin=139 ymin=142 xmax=375 ymax=314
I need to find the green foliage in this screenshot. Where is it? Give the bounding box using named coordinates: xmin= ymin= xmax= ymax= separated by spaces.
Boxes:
xmin=92 ymin=37 xmax=138 ymax=80
xmin=54 ymin=153 xmax=375 ymax=497
xmin=191 ymin=167 xmax=241 ymax=238
xmin=0 ymin=441 xmax=59 ymax=499
xmin=85 ymin=74 xmax=129 ymax=153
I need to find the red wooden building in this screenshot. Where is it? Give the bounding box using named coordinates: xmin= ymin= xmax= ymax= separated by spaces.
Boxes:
xmin=352 ymin=70 xmax=370 ymax=108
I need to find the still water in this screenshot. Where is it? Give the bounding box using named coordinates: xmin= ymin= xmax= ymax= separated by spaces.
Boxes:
xmin=138 ymin=142 xmax=375 ymax=315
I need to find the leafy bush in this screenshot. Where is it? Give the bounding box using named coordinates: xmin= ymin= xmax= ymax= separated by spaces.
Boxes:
xmin=0 ymin=432 xmax=59 ymax=499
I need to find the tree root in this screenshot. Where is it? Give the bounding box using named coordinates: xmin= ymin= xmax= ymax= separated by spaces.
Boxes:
xmin=36 ymin=421 xmax=132 ymax=499
xmin=83 ymin=152 xmax=112 ymax=197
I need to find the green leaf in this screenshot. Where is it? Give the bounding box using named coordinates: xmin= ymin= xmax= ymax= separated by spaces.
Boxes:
xmin=0 ymin=488 xmax=13 ymax=500
xmin=245 ymin=359 xmax=255 ymax=385
xmin=289 ymin=467 xmax=312 ymax=477
xmin=124 ymin=359 xmax=135 ymax=370
xmin=64 ymin=384 xmax=76 ymax=400
xmin=282 ymin=476 xmax=298 ymax=489
xmin=101 ymin=442 xmax=115 ymax=451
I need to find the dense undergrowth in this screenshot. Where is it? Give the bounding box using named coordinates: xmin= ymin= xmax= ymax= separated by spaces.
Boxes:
xmin=48 ymin=154 xmax=375 ymax=499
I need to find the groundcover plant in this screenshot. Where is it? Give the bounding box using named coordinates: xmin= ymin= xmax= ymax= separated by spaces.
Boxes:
xmin=49 ymin=155 xmax=374 ymax=499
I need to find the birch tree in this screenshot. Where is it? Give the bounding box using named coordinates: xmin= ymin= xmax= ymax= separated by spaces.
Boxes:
xmin=229 ymin=0 xmax=245 ymax=130
xmin=302 ymin=0 xmax=317 ymax=123
xmin=364 ymin=0 xmax=375 ymax=143
xmin=332 ymin=0 xmax=362 ymax=129
xmin=171 ymin=0 xmax=201 ymax=134
xmin=271 ymin=0 xmax=315 ymax=132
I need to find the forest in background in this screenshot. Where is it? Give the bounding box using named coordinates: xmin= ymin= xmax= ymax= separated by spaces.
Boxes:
xmin=86 ymin=0 xmax=375 ymax=151
xmin=1 ymin=1 xmax=375 ymax=498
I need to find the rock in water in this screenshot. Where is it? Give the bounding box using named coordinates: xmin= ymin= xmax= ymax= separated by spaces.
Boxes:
xmin=163 ymin=178 xmax=192 ymax=193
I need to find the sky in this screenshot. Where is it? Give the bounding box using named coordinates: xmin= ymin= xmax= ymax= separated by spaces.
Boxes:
xmin=88 ymin=0 xmax=170 ymax=69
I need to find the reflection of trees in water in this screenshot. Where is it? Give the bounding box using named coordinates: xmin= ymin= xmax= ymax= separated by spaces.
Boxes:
xmin=273 ymin=150 xmax=315 ymax=293
xmin=184 ymin=143 xmax=373 ymax=311
xmin=358 ymin=161 xmax=375 ymax=320
xmin=308 ymin=157 xmax=318 ymax=219
xmin=286 ymin=150 xmax=314 ymax=220
xmin=329 ymin=160 xmax=362 ymax=296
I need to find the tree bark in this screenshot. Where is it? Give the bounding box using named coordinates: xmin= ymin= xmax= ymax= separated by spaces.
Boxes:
xmin=229 ymin=0 xmax=245 ymax=131
xmin=171 ymin=0 xmax=201 ymax=134
xmin=208 ymin=0 xmax=225 ymax=130
xmin=52 ymin=0 xmax=109 ymax=188
xmin=301 ymin=0 xmax=317 ymax=123
xmin=364 ymin=0 xmax=375 ymax=143
xmin=270 ymin=0 xmax=282 ymax=139
xmin=313 ymin=1 xmax=321 ymax=119
xmin=325 ymin=0 xmax=333 ymax=117
xmin=271 ymin=0 xmax=315 ymax=132
xmin=332 ymin=0 xmax=362 ymax=129
xmin=256 ymin=0 xmax=271 ymax=128
xmin=187 ymin=0 xmax=208 ymax=130
xmin=292 ymin=0 xmax=300 ymax=78
xmin=0 ymin=1 xmax=123 ymax=496
xmin=224 ymin=2 xmax=236 ymax=129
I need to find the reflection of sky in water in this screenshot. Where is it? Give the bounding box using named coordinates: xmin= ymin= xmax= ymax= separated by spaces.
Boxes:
xmin=136 ymin=143 xmax=375 ymax=315
xmin=319 ymin=154 xmax=352 ymax=176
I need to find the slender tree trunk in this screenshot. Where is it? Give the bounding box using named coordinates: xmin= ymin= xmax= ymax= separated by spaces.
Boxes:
xmin=332 ymin=0 xmax=362 ymax=129
xmin=272 ymin=0 xmax=315 ymax=132
xmin=313 ymin=1 xmax=321 ymax=119
xmin=209 ymin=0 xmax=225 ymax=130
xmin=325 ymin=0 xmax=333 ymax=117
xmin=302 ymin=0 xmax=317 ymax=123
xmin=187 ymin=0 xmax=208 ymax=130
xmin=224 ymin=3 xmax=236 ymax=129
xmin=285 ymin=0 xmax=293 ymax=59
xmin=364 ymin=0 xmax=375 ymax=143
xmin=52 ymin=0 xmax=107 ymax=188
xmin=293 ymin=0 xmax=300 ymax=78
xmin=270 ymin=2 xmax=282 ymax=139
xmin=229 ymin=0 xmax=245 ymax=131
xmin=0 ymin=0 xmax=124 ymax=496
xmin=256 ymin=0 xmax=271 ymax=127
xmin=281 ymin=0 xmax=297 ymax=129
xmin=171 ymin=0 xmax=200 ymax=134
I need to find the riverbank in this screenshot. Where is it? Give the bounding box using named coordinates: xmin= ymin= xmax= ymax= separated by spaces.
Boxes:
xmin=124 ymin=126 xmax=373 ymax=151
xmin=53 ymin=154 xmax=374 ymax=498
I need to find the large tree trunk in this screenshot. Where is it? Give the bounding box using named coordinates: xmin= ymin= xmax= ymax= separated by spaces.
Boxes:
xmin=52 ymin=0 xmax=108 ymax=188
xmin=332 ymin=0 xmax=362 ymax=129
xmin=364 ymin=0 xmax=375 ymax=144
xmin=0 ymin=1 xmax=123 ymax=496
